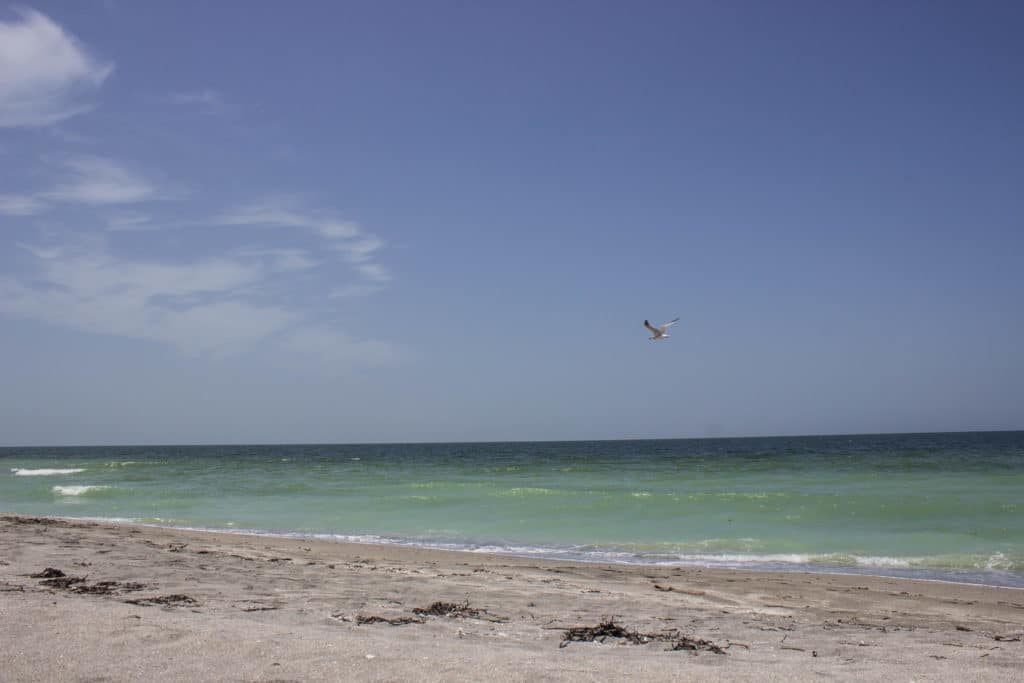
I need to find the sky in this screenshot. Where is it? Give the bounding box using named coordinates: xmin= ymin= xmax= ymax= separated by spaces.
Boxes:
xmin=1 ymin=1 xmax=1022 ymax=446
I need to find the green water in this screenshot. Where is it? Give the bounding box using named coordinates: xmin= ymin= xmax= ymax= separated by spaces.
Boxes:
xmin=2 ymin=432 xmax=1022 ymax=586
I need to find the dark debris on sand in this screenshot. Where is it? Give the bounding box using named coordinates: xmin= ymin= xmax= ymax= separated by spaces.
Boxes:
xmin=41 ymin=576 xmax=88 ymax=589
xmin=28 ymin=568 xmax=147 ymax=595
xmin=3 ymin=515 xmax=76 ymax=527
xmin=125 ymin=594 xmax=199 ymax=607
xmin=74 ymin=580 xmax=148 ymax=595
xmin=339 ymin=600 xmax=507 ymax=626
xmin=29 ymin=568 xmax=87 ymax=589
xmin=355 ymin=615 xmax=426 ymax=626
xmin=560 ymin=620 xmax=727 ymax=654
xmin=30 ymin=568 xmax=67 ymax=579
xmin=412 ymin=600 xmax=507 ymax=622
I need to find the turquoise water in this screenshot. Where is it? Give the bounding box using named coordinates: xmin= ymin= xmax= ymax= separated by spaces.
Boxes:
xmin=2 ymin=432 xmax=1022 ymax=587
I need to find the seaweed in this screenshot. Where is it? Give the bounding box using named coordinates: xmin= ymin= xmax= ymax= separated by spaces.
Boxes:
xmin=412 ymin=600 xmax=506 ymax=622
xmin=29 ymin=568 xmax=66 ymax=578
xmin=73 ymin=581 xmax=147 ymax=595
xmin=125 ymin=594 xmax=199 ymax=607
xmin=29 ymin=569 xmax=147 ymax=595
xmin=40 ymin=575 xmax=87 ymax=589
xmin=559 ymin=619 xmax=726 ymax=654
xmin=355 ymin=615 xmax=425 ymax=626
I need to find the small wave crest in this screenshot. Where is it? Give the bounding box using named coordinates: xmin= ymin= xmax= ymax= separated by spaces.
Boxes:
xmin=985 ymin=553 xmax=1014 ymax=571
xmin=12 ymin=468 xmax=85 ymax=476
xmin=493 ymin=487 xmax=557 ymax=497
xmin=52 ymin=485 xmax=111 ymax=496
xmin=401 ymin=495 xmax=448 ymax=505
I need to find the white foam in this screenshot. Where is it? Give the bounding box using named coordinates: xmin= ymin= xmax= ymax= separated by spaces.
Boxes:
xmin=985 ymin=553 xmax=1013 ymax=570
xmin=52 ymin=485 xmax=109 ymax=496
xmin=671 ymin=552 xmax=816 ymax=565
xmin=11 ymin=468 xmax=85 ymax=476
xmin=853 ymin=555 xmax=913 ymax=568
xmin=495 ymin=487 xmax=556 ymax=497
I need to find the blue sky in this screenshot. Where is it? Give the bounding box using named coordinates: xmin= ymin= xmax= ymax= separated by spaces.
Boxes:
xmin=1 ymin=1 xmax=1022 ymax=445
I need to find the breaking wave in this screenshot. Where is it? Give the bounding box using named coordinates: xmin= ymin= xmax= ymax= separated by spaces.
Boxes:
xmin=12 ymin=468 xmax=85 ymax=476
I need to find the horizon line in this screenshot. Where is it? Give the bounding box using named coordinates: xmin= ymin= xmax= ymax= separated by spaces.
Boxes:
xmin=2 ymin=428 xmax=1022 ymax=450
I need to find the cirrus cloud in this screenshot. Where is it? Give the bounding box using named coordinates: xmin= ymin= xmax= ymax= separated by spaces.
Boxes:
xmin=0 ymin=194 xmax=47 ymax=216
xmin=42 ymin=156 xmax=158 ymax=205
xmin=214 ymin=197 xmax=391 ymax=292
xmin=0 ymin=243 xmax=296 ymax=354
xmin=1 ymin=239 xmax=402 ymax=367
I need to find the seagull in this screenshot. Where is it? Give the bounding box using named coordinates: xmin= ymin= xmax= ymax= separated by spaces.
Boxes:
xmin=644 ymin=318 xmax=679 ymax=341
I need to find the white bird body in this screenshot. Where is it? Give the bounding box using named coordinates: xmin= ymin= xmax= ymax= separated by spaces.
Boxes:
xmin=644 ymin=318 xmax=679 ymax=341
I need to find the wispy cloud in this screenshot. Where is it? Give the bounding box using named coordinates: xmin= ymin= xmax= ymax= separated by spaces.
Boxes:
xmin=329 ymin=283 xmax=384 ymax=299
xmin=42 ymin=156 xmax=157 ymax=205
xmin=336 ymin=236 xmax=383 ymax=263
xmin=215 ymin=198 xmax=390 ymax=294
xmin=356 ymin=263 xmax=391 ymax=282
xmin=166 ymin=89 xmax=225 ymax=114
xmin=0 ymin=9 xmax=113 ymax=127
xmin=105 ymin=211 xmax=154 ymax=231
xmin=0 ymin=157 xmax=164 ymax=218
xmin=0 ymin=244 xmax=292 ymax=353
xmin=217 ymin=200 xmax=363 ymax=240
xmin=234 ymin=248 xmax=320 ymax=272
xmin=0 ymin=241 xmax=401 ymax=367
xmin=0 ymin=194 xmax=47 ymax=216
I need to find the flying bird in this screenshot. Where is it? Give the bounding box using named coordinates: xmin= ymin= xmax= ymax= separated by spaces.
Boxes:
xmin=644 ymin=318 xmax=679 ymax=341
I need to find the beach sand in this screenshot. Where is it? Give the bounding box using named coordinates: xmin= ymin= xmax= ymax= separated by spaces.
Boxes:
xmin=1 ymin=514 xmax=1021 ymax=681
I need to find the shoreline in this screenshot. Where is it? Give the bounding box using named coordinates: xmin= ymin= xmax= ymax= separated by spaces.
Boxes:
xmin=2 ymin=513 xmax=1022 ymax=681
xmin=54 ymin=515 xmax=1024 ymax=590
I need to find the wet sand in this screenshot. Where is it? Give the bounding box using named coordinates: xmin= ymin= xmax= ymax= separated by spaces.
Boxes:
xmin=1 ymin=514 xmax=1021 ymax=681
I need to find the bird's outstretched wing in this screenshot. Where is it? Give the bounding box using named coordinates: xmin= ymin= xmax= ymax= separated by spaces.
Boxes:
xmin=661 ymin=317 xmax=680 ymax=330
xmin=643 ymin=320 xmax=659 ymax=334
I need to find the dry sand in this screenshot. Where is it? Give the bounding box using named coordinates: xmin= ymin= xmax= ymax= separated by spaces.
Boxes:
xmin=1 ymin=514 xmax=1021 ymax=681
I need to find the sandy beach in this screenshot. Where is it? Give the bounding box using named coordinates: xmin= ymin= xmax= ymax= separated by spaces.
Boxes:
xmin=1 ymin=514 xmax=1021 ymax=681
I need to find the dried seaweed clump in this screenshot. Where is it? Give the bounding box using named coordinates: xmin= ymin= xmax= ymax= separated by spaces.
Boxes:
xmin=355 ymin=615 xmax=425 ymax=626
xmin=560 ymin=620 xmax=725 ymax=654
xmin=29 ymin=568 xmax=147 ymax=595
xmin=412 ymin=600 xmax=506 ymax=622
xmin=125 ymin=594 xmax=198 ymax=607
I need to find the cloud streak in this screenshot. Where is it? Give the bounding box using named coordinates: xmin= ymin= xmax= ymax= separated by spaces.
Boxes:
xmin=217 ymin=201 xmax=363 ymax=240
xmin=1 ymin=240 xmax=401 ymax=367
xmin=0 ymin=245 xmax=291 ymax=353
xmin=215 ymin=198 xmax=391 ymax=293
xmin=42 ymin=156 xmax=158 ymax=205
xmin=0 ymin=9 xmax=113 ymax=127
xmin=0 ymin=194 xmax=47 ymax=216
xmin=166 ymin=89 xmax=225 ymax=114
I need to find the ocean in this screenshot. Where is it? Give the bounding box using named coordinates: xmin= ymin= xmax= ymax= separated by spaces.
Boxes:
xmin=2 ymin=432 xmax=1022 ymax=588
